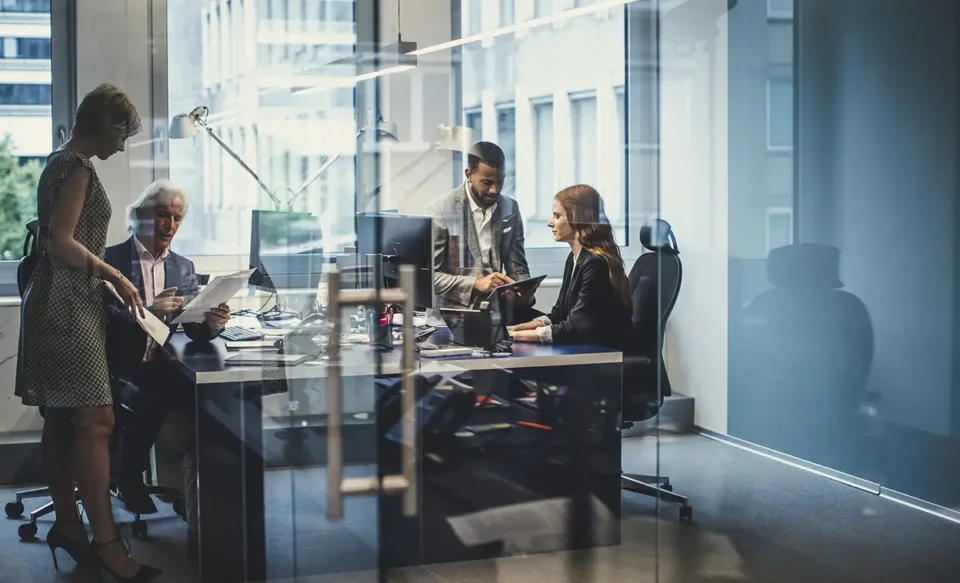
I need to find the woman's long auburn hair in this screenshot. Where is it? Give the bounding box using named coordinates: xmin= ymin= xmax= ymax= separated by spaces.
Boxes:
xmin=554 ymin=184 xmax=632 ymax=311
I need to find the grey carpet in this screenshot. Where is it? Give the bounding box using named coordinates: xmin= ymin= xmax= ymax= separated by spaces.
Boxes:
xmin=2 ymin=434 xmax=959 ymax=582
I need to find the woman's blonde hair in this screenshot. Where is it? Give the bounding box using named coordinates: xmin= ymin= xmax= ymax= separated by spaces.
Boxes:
xmin=72 ymin=83 xmax=142 ymax=139
xmin=554 ymin=184 xmax=632 ymax=311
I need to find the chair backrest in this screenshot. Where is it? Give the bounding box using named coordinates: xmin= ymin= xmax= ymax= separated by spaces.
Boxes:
xmin=625 ymin=220 xmax=682 ymax=406
xmin=629 ymin=219 xmax=682 ymax=355
xmin=17 ymin=220 xmax=41 ymax=298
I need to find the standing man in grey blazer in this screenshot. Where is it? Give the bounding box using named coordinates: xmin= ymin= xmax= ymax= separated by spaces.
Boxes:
xmin=427 ymin=141 xmax=536 ymax=310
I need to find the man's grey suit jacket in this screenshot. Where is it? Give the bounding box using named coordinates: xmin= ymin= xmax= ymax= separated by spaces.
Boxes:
xmin=426 ymin=183 xmax=531 ymax=309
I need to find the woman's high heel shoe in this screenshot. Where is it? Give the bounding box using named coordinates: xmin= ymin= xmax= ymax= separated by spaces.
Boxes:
xmin=88 ymin=537 xmax=162 ymax=583
xmin=46 ymin=521 xmax=92 ymax=571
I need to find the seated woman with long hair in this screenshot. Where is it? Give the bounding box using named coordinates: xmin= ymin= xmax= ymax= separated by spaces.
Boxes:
xmin=508 ymin=184 xmax=633 ymax=350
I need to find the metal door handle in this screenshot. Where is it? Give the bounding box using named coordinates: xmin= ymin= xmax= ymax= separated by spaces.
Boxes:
xmin=325 ymin=264 xmax=417 ymax=521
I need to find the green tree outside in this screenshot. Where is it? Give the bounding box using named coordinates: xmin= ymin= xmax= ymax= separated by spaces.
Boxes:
xmin=0 ymin=134 xmax=42 ymax=260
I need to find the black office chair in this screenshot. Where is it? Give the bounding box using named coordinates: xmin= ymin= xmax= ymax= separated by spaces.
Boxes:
xmin=621 ymin=219 xmax=693 ymax=522
xmin=6 ymin=221 xmax=184 ymax=540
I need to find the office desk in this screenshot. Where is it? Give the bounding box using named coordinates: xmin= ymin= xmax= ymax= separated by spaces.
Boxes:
xmin=165 ymin=332 xmax=621 ymax=582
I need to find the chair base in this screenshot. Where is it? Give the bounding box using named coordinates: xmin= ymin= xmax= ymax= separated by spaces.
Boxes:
xmin=9 ymin=484 xmax=184 ymax=542
xmin=110 ymin=485 xmax=186 ymax=538
xmin=621 ymin=473 xmax=693 ymax=522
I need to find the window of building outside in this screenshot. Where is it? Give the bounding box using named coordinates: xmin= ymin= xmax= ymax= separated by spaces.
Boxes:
xmin=496 ymin=105 xmax=516 ymax=195
xmin=468 ymin=0 xmax=482 ymax=35
xmin=0 ymin=84 xmax=50 ymax=105
xmin=534 ymin=0 xmax=551 ymax=19
xmin=459 ymin=2 xmax=627 ymax=252
xmin=767 ymin=78 xmax=793 ymax=150
xmin=17 ymin=38 xmax=50 ymax=58
xmin=532 ymin=101 xmax=554 ymax=219
xmin=0 ymin=0 xmax=50 ymax=12
xmin=0 ymin=0 xmax=66 ymax=268
xmin=571 ymin=94 xmax=597 ymax=187
xmin=766 ymin=208 xmax=794 ymax=253
xmin=167 ymin=0 xmax=360 ymax=256
xmin=767 ymin=0 xmax=795 ymax=19
xmin=499 ymin=0 xmax=514 ymax=26
xmin=465 ymin=109 xmax=482 ymax=142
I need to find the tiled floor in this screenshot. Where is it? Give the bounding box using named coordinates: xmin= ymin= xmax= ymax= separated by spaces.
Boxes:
xmin=3 ymin=434 xmax=960 ymax=582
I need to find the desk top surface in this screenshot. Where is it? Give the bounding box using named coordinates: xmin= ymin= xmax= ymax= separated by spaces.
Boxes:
xmin=164 ymin=329 xmax=622 ymax=385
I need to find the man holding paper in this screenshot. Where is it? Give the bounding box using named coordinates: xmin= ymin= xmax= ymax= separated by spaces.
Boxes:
xmin=103 ymin=180 xmax=228 ymax=550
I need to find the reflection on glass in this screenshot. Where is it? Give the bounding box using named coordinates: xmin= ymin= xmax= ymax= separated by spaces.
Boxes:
xmin=459 ymin=3 xmax=627 ymax=248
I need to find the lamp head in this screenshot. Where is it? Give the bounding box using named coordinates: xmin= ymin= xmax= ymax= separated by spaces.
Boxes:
xmin=169 ymin=113 xmax=199 ymax=139
xmin=169 ymin=107 xmax=207 ymax=139
xmin=377 ymin=118 xmax=399 ymax=142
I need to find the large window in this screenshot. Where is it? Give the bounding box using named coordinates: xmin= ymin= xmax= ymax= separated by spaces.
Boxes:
xmin=0 ymin=0 xmax=69 ymax=268
xmin=459 ymin=2 xmax=628 ymax=255
xmin=167 ymin=0 xmax=360 ymax=256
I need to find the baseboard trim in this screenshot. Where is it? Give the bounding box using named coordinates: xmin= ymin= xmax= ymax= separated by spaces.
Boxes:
xmin=694 ymin=427 xmax=880 ymax=494
xmin=695 ymin=427 xmax=960 ymax=526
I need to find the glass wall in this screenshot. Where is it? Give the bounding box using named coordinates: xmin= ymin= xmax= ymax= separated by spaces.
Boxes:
xmin=727 ymin=0 xmax=960 ymax=514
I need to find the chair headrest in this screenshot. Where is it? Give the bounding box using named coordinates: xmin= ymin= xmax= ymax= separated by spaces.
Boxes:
xmin=767 ymin=244 xmax=844 ymax=289
xmin=640 ymin=219 xmax=679 ymax=253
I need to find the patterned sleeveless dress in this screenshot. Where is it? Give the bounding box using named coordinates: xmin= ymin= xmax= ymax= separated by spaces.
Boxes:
xmin=15 ymin=149 xmax=113 ymax=408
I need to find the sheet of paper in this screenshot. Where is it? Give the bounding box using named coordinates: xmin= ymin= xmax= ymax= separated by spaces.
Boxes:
xmin=104 ymin=282 xmax=171 ymax=346
xmin=171 ymin=268 xmax=255 ymax=324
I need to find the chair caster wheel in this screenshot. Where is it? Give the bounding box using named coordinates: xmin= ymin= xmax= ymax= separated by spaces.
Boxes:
xmin=5 ymin=501 xmax=24 ymax=519
xmin=680 ymin=505 xmax=693 ymax=523
xmin=172 ymin=498 xmax=185 ymax=518
xmin=132 ymin=519 xmax=148 ymax=539
xmin=18 ymin=522 xmax=38 ymax=541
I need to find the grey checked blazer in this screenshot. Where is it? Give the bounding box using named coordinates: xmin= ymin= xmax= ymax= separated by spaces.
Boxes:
xmin=426 ymin=183 xmax=531 ymax=309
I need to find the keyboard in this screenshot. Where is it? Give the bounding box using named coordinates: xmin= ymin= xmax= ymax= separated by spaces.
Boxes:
xmin=420 ymin=347 xmax=476 ymax=358
xmin=220 ymin=326 xmax=265 ymax=342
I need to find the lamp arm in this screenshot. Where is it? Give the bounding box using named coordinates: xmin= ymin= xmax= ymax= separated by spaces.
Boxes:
xmin=199 ymin=120 xmax=281 ymax=207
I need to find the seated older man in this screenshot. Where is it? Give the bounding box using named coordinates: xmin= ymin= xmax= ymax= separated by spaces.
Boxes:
xmin=104 ymin=179 xmax=229 ymax=559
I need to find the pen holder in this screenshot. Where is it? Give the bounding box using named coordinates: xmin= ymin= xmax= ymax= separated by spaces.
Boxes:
xmin=366 ymin=307 xmax=393 ymax=351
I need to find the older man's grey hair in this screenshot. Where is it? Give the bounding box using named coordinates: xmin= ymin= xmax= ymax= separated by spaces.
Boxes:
xmin=126 ymin=179 xmax=189 ymax=233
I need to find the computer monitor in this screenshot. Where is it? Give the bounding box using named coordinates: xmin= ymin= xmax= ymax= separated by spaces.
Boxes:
xmin=248 ymin=210 xmax=325 ymax=291
xmin=356 ymin=212 xmax=434 ymax=310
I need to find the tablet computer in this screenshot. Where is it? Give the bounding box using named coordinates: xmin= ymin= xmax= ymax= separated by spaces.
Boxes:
xmin=486 ymin=275 xmax=546 ymax=301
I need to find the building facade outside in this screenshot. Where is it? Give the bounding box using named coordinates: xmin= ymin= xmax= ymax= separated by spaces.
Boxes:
xmin=0 ymin=0 xmax=52 ymax=165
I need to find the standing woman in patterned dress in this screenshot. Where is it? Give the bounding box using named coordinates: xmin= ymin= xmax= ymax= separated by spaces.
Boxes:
xmin=16 ymin=84 xmax=160 ymax=582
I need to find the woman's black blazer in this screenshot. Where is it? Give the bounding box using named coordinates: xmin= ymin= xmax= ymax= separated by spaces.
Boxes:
xmin=542 ymin=250 xmax=633 ymax=350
